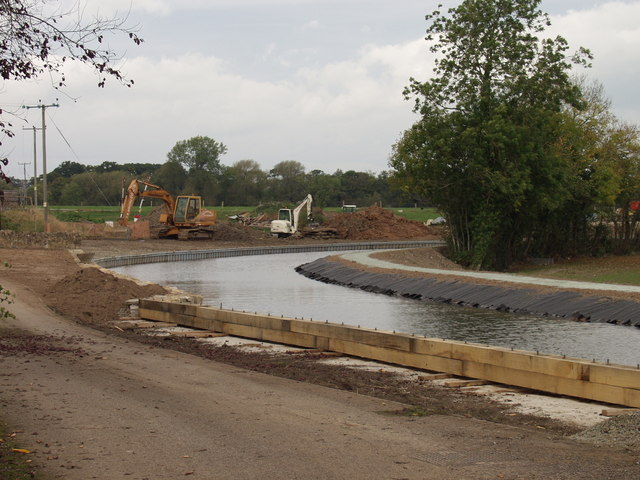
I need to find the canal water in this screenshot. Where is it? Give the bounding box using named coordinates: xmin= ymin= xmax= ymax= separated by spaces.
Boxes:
xmin=114 ymin=251 xmax=640 ymax=367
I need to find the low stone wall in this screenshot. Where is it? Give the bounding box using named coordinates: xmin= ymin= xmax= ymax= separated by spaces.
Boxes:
xmin=0 ymin=231 xmax=81 ymax=249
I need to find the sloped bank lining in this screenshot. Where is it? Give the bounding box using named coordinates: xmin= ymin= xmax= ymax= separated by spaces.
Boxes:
xmin=295 ymin=258 xmax=640 ymax=327
xmin=95 ymin=240 xmax=445 ymax=269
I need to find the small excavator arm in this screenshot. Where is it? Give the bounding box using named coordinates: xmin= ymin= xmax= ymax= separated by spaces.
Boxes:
xmin=291 ymin=194 xmax=313 ymax=232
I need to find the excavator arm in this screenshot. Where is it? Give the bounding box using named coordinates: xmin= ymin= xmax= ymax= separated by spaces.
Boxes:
xmin=118 ymin=179 xmax=176 ymax=226
xmin=291 ymin=194 xmax=313 ymax=232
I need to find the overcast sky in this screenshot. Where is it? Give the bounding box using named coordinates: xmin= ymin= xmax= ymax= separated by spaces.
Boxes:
xmin=2 ymin=0 xmax=639 ymax=181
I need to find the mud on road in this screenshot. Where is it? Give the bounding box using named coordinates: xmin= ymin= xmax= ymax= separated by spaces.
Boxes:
xmin=2 ymin=239 xmax=640 ymax=479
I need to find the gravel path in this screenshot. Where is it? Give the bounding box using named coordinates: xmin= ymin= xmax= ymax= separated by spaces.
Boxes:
xmin=345 ymin=250 xmax=640 ymax=293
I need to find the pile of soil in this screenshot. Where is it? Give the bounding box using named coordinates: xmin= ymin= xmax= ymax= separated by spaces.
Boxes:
xmin=370 ymin=246 xmax=462 ymax=270
xmin=44 ymin=266 xmax=168 ymax=325
xmin=324 ymin=205 xmax=439 ymax=240
xmin=144 ymin=205 xmax=167 ymax=225
xmin=208 ymin=222 xmax=272 ymax=242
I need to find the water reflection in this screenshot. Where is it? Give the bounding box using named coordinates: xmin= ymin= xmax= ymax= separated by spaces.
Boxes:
xmin=115 ymin=251 xmax=640 ymax=366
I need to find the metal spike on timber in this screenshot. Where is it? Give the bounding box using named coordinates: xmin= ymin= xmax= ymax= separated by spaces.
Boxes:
xmin=139 ymin=298 xmax=640 ymax=408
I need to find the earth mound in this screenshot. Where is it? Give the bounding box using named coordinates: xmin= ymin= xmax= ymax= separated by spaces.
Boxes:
xmin=45 ymin=267 xmax=168 ymax=324
xmin=208 ymin=222 xmax=272 ymax=241
xmin=323 ymin=205 xmax=438 ymax=240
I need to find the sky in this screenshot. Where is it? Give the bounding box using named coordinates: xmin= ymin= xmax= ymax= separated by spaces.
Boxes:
xmin=2 ymin=0 xmax=639 ymax=181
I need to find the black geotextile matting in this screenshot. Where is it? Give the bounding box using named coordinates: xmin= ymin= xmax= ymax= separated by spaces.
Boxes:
xmin=295 ymin=258 xmax=640 ymax=327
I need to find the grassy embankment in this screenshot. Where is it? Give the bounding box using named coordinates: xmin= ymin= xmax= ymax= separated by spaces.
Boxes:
xmin=512 ymin=256 xmax=640 ymax=286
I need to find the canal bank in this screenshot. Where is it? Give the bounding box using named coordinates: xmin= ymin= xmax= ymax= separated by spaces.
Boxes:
xmin=296 ymin=251 xmax=640 ymax=327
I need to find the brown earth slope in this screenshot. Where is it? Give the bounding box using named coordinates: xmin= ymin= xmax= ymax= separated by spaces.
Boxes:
xmin=2 ymin=240 xmax=640 ymax=479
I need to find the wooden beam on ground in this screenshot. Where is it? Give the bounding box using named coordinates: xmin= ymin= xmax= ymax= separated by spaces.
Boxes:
xmin=601 ymin=408 xmax=640 ymax=417
xmin=169 ymin=331 xmax=226 ymax=338
xmin=111 ymin=320 xmax=177 ymax=330
xmin=134 ymin=321 xmax=178 ymax=329
xmin=444 ymin=379 xmax=488 ymax=388
xmin=309 ymin=351 xmax=343 ymax=357
xmin=418 ymin=373 xmax=454 ymax=381
xmin=137 ymin=298 xmax=640 ymax=408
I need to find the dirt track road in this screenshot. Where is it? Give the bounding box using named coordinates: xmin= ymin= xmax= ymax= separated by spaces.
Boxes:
xmin=2 ymin=256 xmax=640 ymax=478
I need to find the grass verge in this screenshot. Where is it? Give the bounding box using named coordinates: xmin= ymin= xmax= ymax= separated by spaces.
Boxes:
xmin=0 ymin=422 xmax=44 ymax=480
xmin=512 ymin=255 xmax=640 ymax=286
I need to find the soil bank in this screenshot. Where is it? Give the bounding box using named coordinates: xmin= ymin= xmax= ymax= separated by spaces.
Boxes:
xmin=1 ymin=240 xmax=640 ymax=479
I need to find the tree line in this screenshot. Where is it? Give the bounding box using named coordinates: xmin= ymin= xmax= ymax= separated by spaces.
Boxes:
xmin=9 ymin=140 xmax=409 ymax=209
xmin=391 ymin=0 xmax=640 ymax=268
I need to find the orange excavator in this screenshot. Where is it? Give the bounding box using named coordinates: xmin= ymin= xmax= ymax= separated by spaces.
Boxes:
xmin=118 ymin=179 xmax=217 ymax=239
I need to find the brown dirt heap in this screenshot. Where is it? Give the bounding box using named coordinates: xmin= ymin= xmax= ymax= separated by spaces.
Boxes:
xmin=324 ymin=205 xmax=438 ymax=240
xmin=207 ymin=222 xmax=272 ymax=241
xmin=44 ymin=266 xmax=168 ymax=324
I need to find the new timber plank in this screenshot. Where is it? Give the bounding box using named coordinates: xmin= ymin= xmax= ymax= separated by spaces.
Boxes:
xmin=329 ymin=338 xmax=463 ymax=375
xmin=444 ymin=379 xmax=488 ymax=388
xmin=589 ymin=363 xmax=640 ymax=390
xmin=138 ymin=299 xmax=640 ymax=408
xmin=291 ymin=320 xmax=413 ymax=352
xmin=139 ymin=308 xmax=178 ymax=324
xmin=462 ymin=360 xmax=640 ymax=408
xmin=418 ymin=373 xmax=454 ymax=381
xmin=169 ymin=331 xmax=226 ymax=338
xmin=601 ymin=408 xmax=640 ymax=417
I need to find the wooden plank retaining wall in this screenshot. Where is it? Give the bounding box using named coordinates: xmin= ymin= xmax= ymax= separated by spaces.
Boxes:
xmin=139 ymin=298 xmax=640 ymax=408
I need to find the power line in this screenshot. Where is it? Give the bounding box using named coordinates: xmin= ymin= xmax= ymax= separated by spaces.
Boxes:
xmin=22 ymin=126 xmax=42 ymax=207
xmin=22 ymin=100 xmax=59 ymax=233
xmin=47 ymin=113 xmax=112 ymax=206
xmin=18 ymin=161 xmax=30 ymax=204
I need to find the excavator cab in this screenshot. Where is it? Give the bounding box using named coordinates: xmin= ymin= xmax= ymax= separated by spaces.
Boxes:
xmin=271 ymin=194 xmax=313 ymax=237
xmin=174 ymin=196 xmax=201 ymax=224
xmin=278 ymin=209 xmax=293 ymax=222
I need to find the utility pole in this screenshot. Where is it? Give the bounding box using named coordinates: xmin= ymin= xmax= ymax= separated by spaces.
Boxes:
xmin=22 ymin=126 xmax=42 ymax=207
xmin=23 ymin=100 xmax=59 ymax=232
xmin=18 ymin=162 xmax=30 ymax=205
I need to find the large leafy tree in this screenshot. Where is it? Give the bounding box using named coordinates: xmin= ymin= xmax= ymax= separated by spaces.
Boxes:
xmin=306 ymin=169 xmax=341 ymax=207
xmin=339 ymin=170 xmax=379 ymax=206
xmin=167 ymin=136 xmax=227 ymax=175
xmin=152 ymin=161 xmax=187 ymax=195
xmin=221 ymin=159 xmax=267 ymax=206
xmin=166 ymin=136 xmax=227 ymax=205
xmin=49 ymin=160 xmax=86 ymax=180
xmin=391 ymin=0 xmax=591 ymax=269
xmin=0 ymin=0 xmax=143 ymax=181
xmin=268 ymin=160 xmax=306 ymax=203
xmin=557 ymin=78 xmax=640 ymax=254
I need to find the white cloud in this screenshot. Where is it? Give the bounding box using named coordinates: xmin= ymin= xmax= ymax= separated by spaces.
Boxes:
xmin=81 ymin=0 xmax=353 ymax=16
xmin=549 ymin=2 xmax=640 ymax=123
xmin=3 ymin=33 xmax=430 ymax=177
xmin=2 ymin=1 xmax=639 ymax=181
xmin=302 ymin=20 xmax=321 ymax=30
